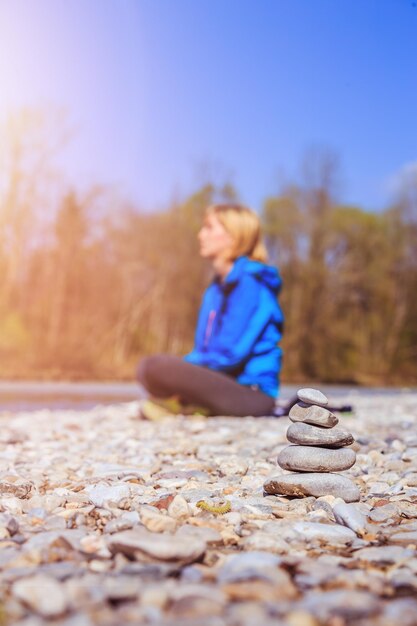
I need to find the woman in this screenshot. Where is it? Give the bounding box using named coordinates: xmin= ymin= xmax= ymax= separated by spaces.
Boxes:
xmin=137 ymin=203 xmax=284 ymax=417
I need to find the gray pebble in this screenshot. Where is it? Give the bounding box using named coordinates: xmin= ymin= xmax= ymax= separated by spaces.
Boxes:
xmin=287 ymin=422 xmax=354 ymax=448
xmin=388 ymin=530 xmax=417 ymax=545
xmin=301 ymin=589 xmax=381 ymax=620
xmin=278 ymin=445 xmax=356 ymax=473
xmin=382 ymin=598 xmax=417 ymax=625
xmin=0 ymin=513 xmax=19 ymax=536
xmin=367 ymin=503 xmax=399 ymax=523
xmin=217 ymin=551 xmax=282 ymax=583
xmin=107 ymin=528 xmax=207 ymax=564
xmin=289 ymin=403 xmax=338 ymax=428
xmin=396 ymin=501 xmax=417 ymax=518
xmin=353 ymin=545 xmax=414 ymax=565
xmin=12 ymin=574 xmax=69 ymax=618
xmin=293 ymin=521 xmax=356 ymax=545
xmin=264 ymin=472 xmax=360 ymax=502
xmin=332 ymin=501 xmax=368 ymax=536
xmin=85 ymin=483 xmax=130 ymax=508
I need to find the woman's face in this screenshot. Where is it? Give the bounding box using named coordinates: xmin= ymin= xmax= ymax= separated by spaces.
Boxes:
xmin=198 ymin=213 xmax=235 ymax=259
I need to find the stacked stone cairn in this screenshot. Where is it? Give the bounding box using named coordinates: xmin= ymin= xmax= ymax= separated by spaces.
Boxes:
xmin=264 ymin=388 xmax=360 ymax=502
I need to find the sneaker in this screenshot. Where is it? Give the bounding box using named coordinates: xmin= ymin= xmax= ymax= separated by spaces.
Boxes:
xmin=331 ymin=404 xmax=354 ymax=414
xmin=139 ymin=397 xmax=211 ymax=420
xmin=183 ymin=405 xmax=211 ymax=418
xmin=139 ymin=399 xmax=175 ymax=421
xmin=272 ymin=405 xmax=288 ymax=417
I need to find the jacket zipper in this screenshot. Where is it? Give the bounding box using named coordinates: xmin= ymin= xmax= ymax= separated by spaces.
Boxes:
xmin=204 ymin=310 xmax=216 ymax=348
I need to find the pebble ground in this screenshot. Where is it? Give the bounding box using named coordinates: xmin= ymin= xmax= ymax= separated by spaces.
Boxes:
xmin=0 ymin=392 xmax=416 ymax=625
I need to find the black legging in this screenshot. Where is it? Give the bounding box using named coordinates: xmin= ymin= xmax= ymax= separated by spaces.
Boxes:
xmin=137 ymin=354 xmax=275 ymax=417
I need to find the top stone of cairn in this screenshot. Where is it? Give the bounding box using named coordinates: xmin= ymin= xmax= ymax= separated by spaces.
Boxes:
xmin=297 ymin=388 xmax=328 ymax=407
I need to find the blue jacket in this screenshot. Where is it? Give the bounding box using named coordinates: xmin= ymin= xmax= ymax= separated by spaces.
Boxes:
xmin=184 ymin=256 xmax=284 ymax=398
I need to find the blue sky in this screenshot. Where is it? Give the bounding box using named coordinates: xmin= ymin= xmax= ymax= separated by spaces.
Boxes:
xmin=0 ymin=0 xmax=416 ymax=212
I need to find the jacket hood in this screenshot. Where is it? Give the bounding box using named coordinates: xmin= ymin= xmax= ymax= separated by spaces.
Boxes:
xmin=224 ymin=256 xmax=282 ymax=295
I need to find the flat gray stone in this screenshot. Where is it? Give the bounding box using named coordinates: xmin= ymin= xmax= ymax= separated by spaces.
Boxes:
xmin=293 ymin=521 xmax=356 ymax=545
xmin=289 ymin=403 xmax=338 ymax=428
xmin=353 ymin=545 xmax=415 ymax=564
xmin=368 ymin=503 xmax=399 ymax=523
xmin=278 ymin=445 xmax=356 ymax=472
xmin=85 ymin=482 xmax=130 ymax=507
xmin=297 ymin=388 xmax=328 ymax=406
xmin=301 ymin=589 xmax=381 ymax=621
xmin=264 ymin=473 xmax=360 ymax=502
xmin=216 ymin=551 xmax=282 ymax=583
xmin=383 ymin=598 xmax=417 ymax=623
xmin=107 ymin=528 xmax=206 ymax=564
xmin=104 ymin=511 xmax=140 ymax=534
xmin=287 ymin=422 xmax=353 ymax=448
xmin=388 ymin=530 xmax=417 ymax=545
xmin=332 ymin=501 xmax=368 ymax=536
xmin=0 ymin=513 xmax=19 ymax=536
xmin=176 ymin=524 xmax=223 ymax=546
xmin=12 ymin=575 xmax=69 ymax=618
xmin=396 ymin=501 xmax=417 ymax=518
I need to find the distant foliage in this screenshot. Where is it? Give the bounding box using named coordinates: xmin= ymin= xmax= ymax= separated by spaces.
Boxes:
xmin=0 ymin=112 xmax=416 ymax=384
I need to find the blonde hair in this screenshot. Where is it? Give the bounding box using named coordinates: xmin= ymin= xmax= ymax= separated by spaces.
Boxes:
xmin=206 ymin=203 xmax=268 ymax=263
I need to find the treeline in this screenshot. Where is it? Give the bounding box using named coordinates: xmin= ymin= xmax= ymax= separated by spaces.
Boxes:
xmin=1 ymin=112 xmax=416 ymax=384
